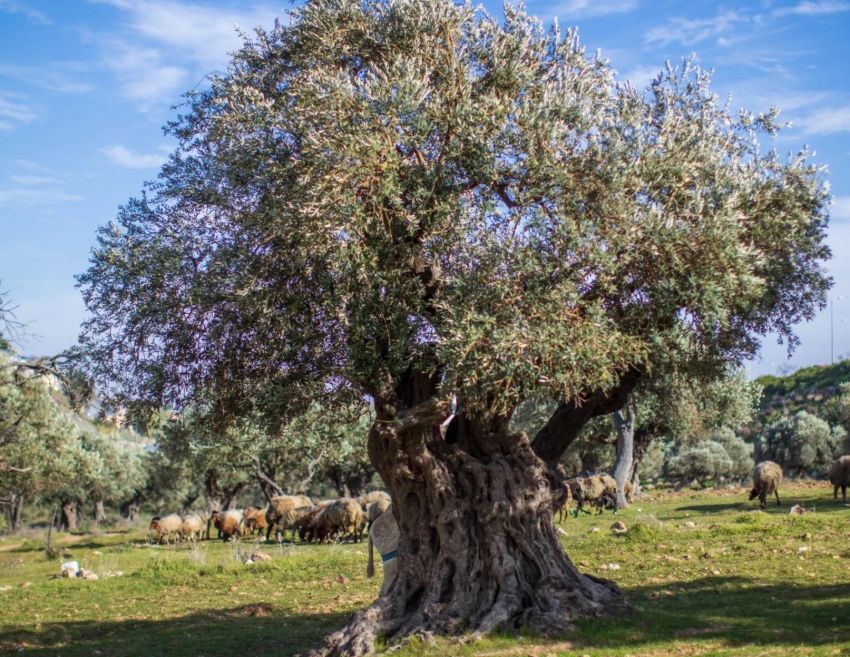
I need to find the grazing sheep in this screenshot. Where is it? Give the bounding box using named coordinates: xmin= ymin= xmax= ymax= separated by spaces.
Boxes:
xmin=366 ymin=504 xmax=400 ymax=596
xmin=242 ymin=506 xmax=268 ymax=536
xmin=302 ymin=497 xmax=366 ymax=543
xmin=829 ymin=455 xmax=850 ymax=503
xmin=358 ymin=490 xmax=391 ymax=508
xmin=179 ymin=513 xmax=205 ymax=542
xmin=213 ymin=509 xmax=244 ymax=541
xmin=748 ymin=461 xmax=783 ymax=509
xmin=366 ymin=497 xmax=391 ymax=530
xmin=149 ymin=513 xmax=182 ymax=544
xmin=567 ymin=475 xmax=616 ymax=515
xmin=266 ymin=494 xmax=313 ymax=542
xmin=556 ymin=481 xmax=573 ymax=522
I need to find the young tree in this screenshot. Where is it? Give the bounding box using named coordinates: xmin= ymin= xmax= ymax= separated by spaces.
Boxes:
xmin=77 ymin=2 xmax=831 ymax=653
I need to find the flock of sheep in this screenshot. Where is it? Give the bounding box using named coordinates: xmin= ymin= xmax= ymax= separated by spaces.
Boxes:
xmin=148 ymin=490 xmax=391 ymax=545
xmin=148 ymin=455 xmax=850 ymax=549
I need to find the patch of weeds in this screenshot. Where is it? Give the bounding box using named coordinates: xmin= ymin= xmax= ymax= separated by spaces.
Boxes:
xmin=134 ymin=553 xmax=200 ymax=586
xmin=624 ymin=522 xmax=661 ymax=542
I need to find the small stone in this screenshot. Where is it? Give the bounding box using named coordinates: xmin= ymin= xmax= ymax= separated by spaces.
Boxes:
xmin=610 ymin=521 xmax=627 ymax=534
xmin=789 ymin=504 xmax=806 ymax=515
xmin=19 ymin=581 xmax=31 ymax=588
xmin=0 ymin=585 xmax=12 ymax=592
xmin=251 ymin=551 xmax=272 ymax=562
xmin=606 ymin=562 xmax=621 ymax=570
xmin=79 ymin=569 xmax=99 ymax=580
xmin=92 ymin=550 xmax=102 ymax=555
xmin=683 ymin=521 xmax=697 ymax=528
xmin=589 ymin=527 xmax=600 ymax=533
xmin=61 ymin=567 xmax=76 ymax=578
xmin=229 ymin=585 xmax=238 ymax=593
xmin=802 ymin=532 xmax=812 ymax=540
xmin=712 ymin=569 xmax=721 ymax=576
xmin=797 ymin=545 xmax=810 ymax=554
xmin=556 ymin=527 xmax=568 ymax=536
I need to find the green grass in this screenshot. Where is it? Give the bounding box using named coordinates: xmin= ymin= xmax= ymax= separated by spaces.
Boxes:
xmin=1 ymin=483 xmax=849 ymax=657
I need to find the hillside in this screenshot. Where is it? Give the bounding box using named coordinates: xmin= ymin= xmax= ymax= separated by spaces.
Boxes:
xmin=755 ymin=359 xmax=850 ymax=417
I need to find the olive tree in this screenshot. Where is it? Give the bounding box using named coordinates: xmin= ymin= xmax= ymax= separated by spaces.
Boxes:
xmin=757 ymin=410 xmax=844 ymax=476
xmin=77 ymin=2 xmax=831 ymax=653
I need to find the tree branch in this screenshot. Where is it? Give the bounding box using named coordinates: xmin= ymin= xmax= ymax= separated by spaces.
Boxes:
xmin=531 ymin=367 xmax=642 ymax=466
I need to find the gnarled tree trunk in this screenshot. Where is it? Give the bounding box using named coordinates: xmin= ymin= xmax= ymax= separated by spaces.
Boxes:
xmin=313 ymin=397 xmax=628 ymax=656
xmin=60 ymin=500 xmax=78 ymax=532
xmin=93 ymin=499 xmax=106 ymax=525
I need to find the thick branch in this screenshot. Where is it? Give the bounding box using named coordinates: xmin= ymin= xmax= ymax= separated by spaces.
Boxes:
xmin=531 ymin=367 xmax=642 ymax=466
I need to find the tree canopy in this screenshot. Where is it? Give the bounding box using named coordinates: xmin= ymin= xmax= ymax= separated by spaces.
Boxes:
xmin=79 ymin=0 xmax=830 ymax=452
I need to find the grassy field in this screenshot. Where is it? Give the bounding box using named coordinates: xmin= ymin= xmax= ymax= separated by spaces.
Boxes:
xmin=1 ymin=483 xmax=849 ymax=657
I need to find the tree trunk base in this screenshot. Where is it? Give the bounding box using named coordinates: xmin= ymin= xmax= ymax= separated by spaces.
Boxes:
xmin=310 ymin=419 xmax=630 ymax=657
xmin=311 ymin=572 xmax=627 ymax=657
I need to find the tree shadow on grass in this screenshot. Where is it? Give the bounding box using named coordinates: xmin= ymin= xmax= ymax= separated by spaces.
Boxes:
xmin=676 ymin=499 xmax=850 ymax=515
xmin=572 ymin=576 xmax=850 ymax=651
xmin=0 ymin=604 xmax=352 ymax=657
xmin=3 ymin=578 xmax=850 ymax=657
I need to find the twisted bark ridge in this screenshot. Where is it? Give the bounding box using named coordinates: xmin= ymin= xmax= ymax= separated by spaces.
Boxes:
xmin=311 ymin=387 xmax=630 ymax=656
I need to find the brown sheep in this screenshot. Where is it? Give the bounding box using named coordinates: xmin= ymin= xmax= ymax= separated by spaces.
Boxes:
xmin=829 ymin=455 xmax=850 ymax=503
xmin=358 ymin=490 xmax=391 ymax=508
xmin=242 ymin=506 xmax=268 ymax=536
xmin=149 ymin=513 xmax=182 ymax=544
xmin=568 ymin=475 xmax=615 ymax=515
xmin=303 ymin=498 xmax=366 ymax=543
xmin=748 ymin=461 xmax=783 ymax=509
xmin=179 ymin=513 xmax=205 ymax=541
xmin=213 ymin=509 xmax=244 ymax=541
xmin=266 ymin=494 xmax=313 ymax=542
xmin=556 ymin=481 xmax=573 ymax=522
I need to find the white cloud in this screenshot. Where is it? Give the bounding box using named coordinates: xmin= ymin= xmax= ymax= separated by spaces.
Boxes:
xmin=619 ymin=65 xmax=659 ymax=89
xmin=774 ymin=1 xmax=850 ymax=16
xmin=645 ymin=11 xmax=749 ymax=47
xmin=0 ymin=187 xmax=84 ymax=204
xmin=9 ymin=175 xmax=60 ymax=185
xmin=0 ymin=64 xmax=93 ymax=94
xmin=550 ymin=0 xmax=638 ymax=20
xmin=95 ymin=1 xmax=285 ymax=110
xmin=0 ymin=0 xmax=50 ymax=25
xmin=831 ymin=196 xmax=850 ymax=222
xmin=796 ymin=104 xmax=850 ymax=135
xmin=0 ymin=92 xmax=37 ymax=131
xmin=100 ymin=144 xmax=169 ymax=168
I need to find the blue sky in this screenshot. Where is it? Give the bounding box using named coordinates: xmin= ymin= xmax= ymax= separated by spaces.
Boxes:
xmin=1 ymin=0 xmax=849 ymax=378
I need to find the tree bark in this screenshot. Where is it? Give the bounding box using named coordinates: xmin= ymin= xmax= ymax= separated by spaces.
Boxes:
xmin=611 ymin=398 xmax=636 ymax=510
xmin=61 ymin=500 xmax=78 ymax=532
xmin=93 ymin=499 xmax=106 ymax=525
xmin=312 ymin=399 xmax=628 ymax=656
xmin=628 ymin=426 xmax=656 ymax=498
xmin=10 ymin=493 xmax=24 ymax=532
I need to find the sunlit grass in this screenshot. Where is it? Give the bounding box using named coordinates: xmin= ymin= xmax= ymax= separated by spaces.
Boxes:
xmin=1 ymin=482 xmax=848 ymax=656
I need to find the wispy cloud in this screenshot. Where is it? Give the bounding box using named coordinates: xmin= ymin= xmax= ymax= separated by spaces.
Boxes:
xmin=9 ymin=175 xmax=60 ymax=185
xmin=95 ymin=0 xmax=286 ymax=109
xmin=103 ymin=42 xmax=188 ymax=108
xmin=774 ymin=1 xmax=850 ymax=16
xmin=831 ymin=196 xmax=850 ymax=222
xmin=645 ymin=11 xmax=749 ymax=47
xmin=0 ymin=63 xmax=93 ymax=94
xmin=0 ymin=187 xmax=84 ymax=204
xmin=550 ymin=0 xmax=638 ymax=20
xmin=0 ymin=92 xmax=37 ymax=131
xmin=619 ymin=65 xmax=659 ymax=89
xmin=796 ymin=104 xmax=850 ymax=135
xmin=100 ymin=144 xmax=170 ymax=168
xmin=0 ymin=0 xmax=50 ymax=25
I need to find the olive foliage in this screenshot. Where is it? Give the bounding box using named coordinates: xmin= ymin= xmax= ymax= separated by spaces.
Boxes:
xmin=78 ymin=0 xmax=830 ymax=463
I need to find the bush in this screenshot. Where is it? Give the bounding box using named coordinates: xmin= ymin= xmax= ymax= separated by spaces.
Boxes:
xmin=756 ymin=410 xmax=844 ymax=476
